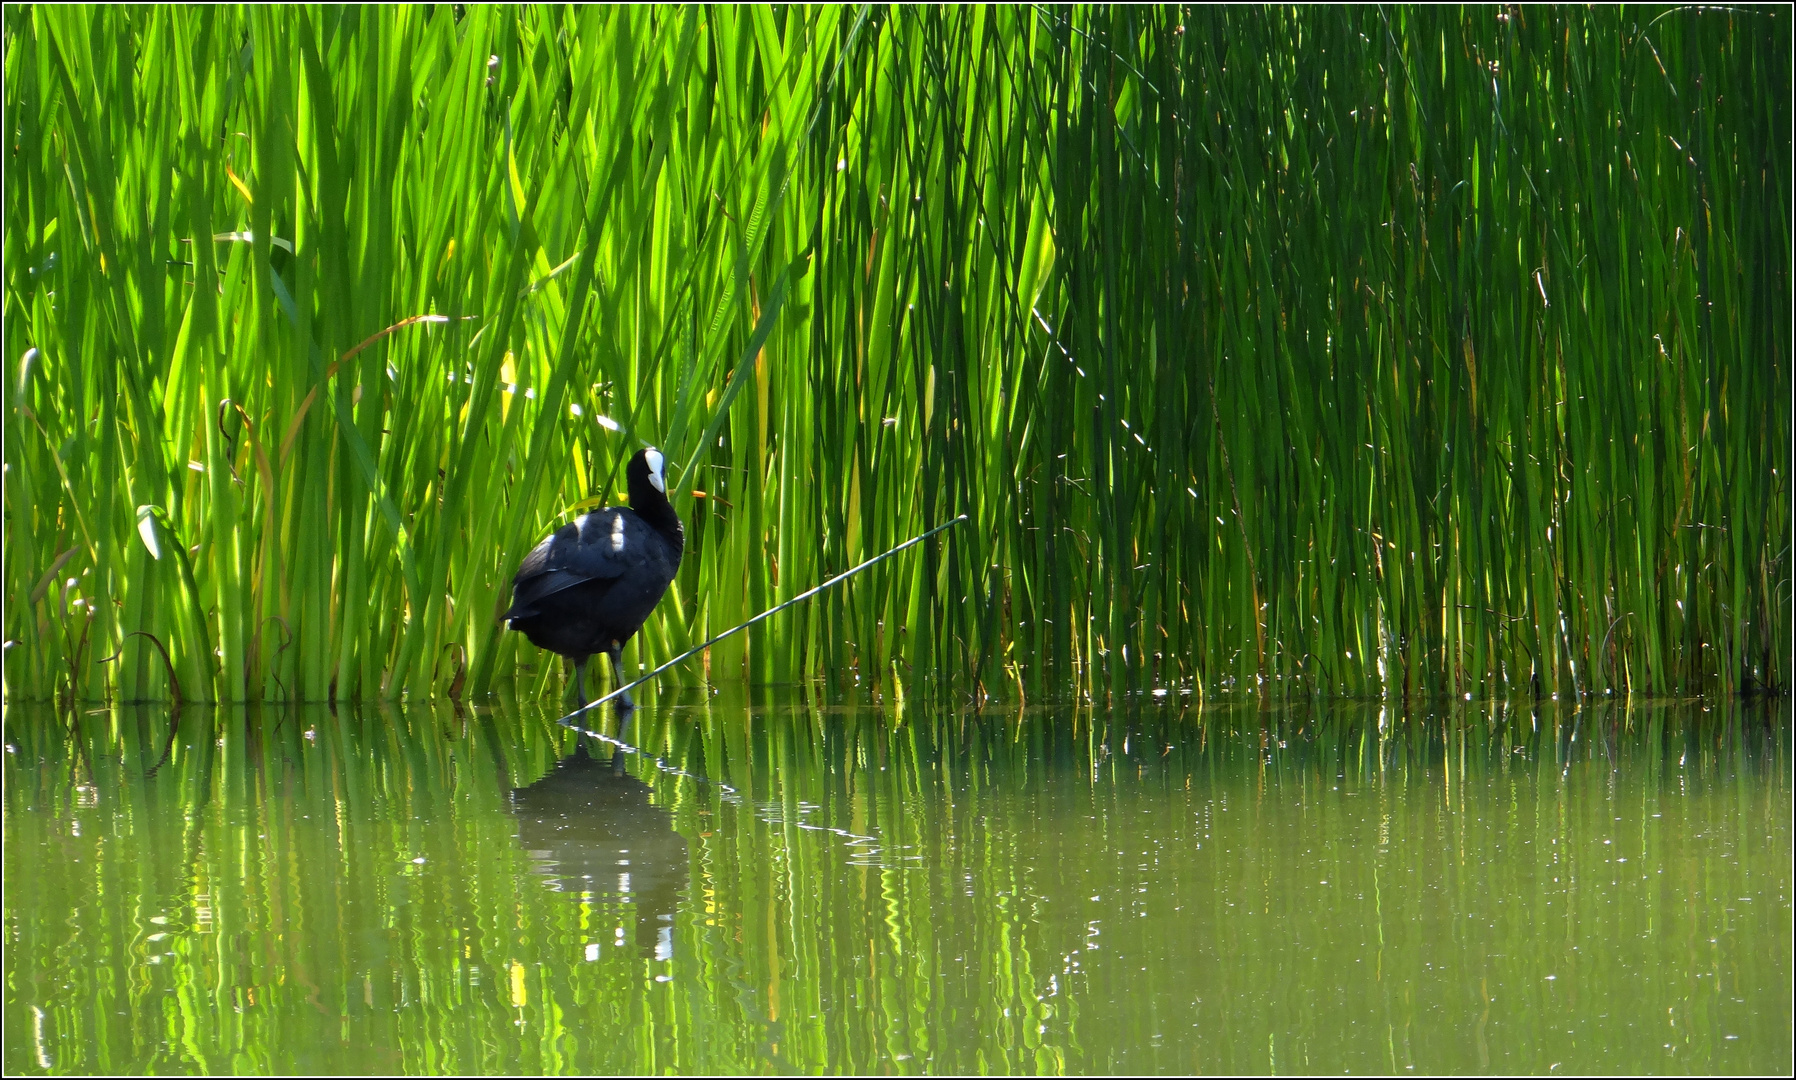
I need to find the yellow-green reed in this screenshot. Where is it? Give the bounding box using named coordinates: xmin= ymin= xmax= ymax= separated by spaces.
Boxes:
xmin=3 ymin=6 xmax=1787 ymax=704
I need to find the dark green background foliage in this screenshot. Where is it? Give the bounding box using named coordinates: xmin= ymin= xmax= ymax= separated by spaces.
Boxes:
xmin=3 ymin=6 xmax=1788 ymax=703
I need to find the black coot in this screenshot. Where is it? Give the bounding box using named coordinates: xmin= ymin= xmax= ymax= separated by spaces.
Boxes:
xmin=504 ymin=447 xmax=684 ymax=710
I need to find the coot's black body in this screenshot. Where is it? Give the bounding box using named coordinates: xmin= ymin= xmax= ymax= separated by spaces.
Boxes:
xmin=504 ymin=448 xmax=683 ymax=709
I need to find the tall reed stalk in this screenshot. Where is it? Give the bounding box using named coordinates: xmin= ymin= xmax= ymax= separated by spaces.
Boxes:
xmin=4 ymin=6 xmax=1787 ymax=704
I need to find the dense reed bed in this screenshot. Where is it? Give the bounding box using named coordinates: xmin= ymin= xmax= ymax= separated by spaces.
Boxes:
xmin=3 ymin=6 xmax=1788 ymax=704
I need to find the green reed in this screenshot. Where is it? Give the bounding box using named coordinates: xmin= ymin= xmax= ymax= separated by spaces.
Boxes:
xmin=3 ymin=6 xmax=1787 ymax=704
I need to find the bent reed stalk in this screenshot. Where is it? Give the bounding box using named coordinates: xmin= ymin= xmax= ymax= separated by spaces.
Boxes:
xmin=3 ymin=6 xmax=1788 ymax=704
xmin=567 ymin=514 xmax=968 ymax=722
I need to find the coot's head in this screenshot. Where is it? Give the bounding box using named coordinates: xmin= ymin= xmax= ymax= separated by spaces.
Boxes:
xmin=626 ymin=447 xmax=683 ymax=550
xmin=626 ymin=447 xmax=668 ymax=500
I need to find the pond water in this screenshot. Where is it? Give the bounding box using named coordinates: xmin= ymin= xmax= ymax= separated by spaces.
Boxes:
xmin=4 ymin=691 xmax=1790 ymax=1074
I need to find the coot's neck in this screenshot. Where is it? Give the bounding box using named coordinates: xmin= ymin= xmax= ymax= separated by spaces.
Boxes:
xmin=629 ymin=480 xmax=685 ymax=556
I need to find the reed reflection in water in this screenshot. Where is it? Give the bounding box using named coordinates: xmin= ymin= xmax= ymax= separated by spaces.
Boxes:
xmin=3 ymin=691 xmax=1790 ymax=1074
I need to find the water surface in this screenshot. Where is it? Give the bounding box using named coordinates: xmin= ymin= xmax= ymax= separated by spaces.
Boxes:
xmin=5 ymin=692 xmax=1789 ymax=1073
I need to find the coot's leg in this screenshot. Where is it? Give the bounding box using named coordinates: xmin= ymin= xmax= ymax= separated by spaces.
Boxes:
xmin=609 ymin=643 xmax=635 ymax=712
xmin=572 ymin=655 xmax=589 ymax=708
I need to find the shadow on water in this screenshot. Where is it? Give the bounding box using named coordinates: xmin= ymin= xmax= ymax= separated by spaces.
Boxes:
xmin=508 ymin=740 xmax=688 ymax=959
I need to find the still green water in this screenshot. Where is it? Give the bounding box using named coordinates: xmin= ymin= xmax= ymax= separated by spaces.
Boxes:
xmin=4 ymin=692 xmax=1790 ymax=1074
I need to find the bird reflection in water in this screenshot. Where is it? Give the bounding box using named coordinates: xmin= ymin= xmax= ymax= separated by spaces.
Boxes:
xmin=509 ymin=741 xmax=688 ymax=960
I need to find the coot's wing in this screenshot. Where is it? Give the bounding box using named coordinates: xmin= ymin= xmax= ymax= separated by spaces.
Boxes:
xmin=505 ymin=510 xmax=652 ymax=621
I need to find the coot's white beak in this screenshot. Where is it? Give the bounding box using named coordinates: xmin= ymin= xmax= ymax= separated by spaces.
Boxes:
xmin=645 ymin=448 xmax=666 ymax=493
